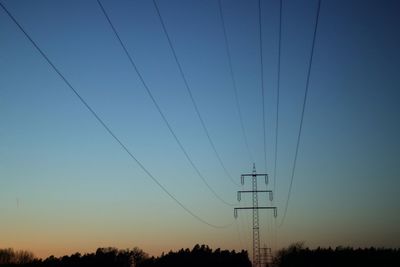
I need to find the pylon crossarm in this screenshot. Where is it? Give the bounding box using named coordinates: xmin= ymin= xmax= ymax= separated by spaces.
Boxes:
xmin=234 ymin=206 xmax=277 ymax=218
xmin=236 ymin=165 xmax=276 ymax=267
xmin=241 ymin=173 xmax=268 ymax=185
xmin=241 ymin=173 xmax=268 ymax=176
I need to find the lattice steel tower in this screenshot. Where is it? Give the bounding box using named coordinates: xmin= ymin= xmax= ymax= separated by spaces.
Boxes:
xmin=260 ymin=247 xmax=272 ymax=267
xmin=234 ymin=164 xmax=277 ymax=267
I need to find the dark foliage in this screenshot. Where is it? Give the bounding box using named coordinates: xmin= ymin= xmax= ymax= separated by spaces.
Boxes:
xmin=4 ymin=244 xmax=399 ymax=267
xmin=141 ymin=244 xmax=251 ymax=267
xmin=0 ymin=247 xmax=146 ymax=267
xmin=0 ymin=245 xmax=251 ymax=267
xmin=273 ymin=243 xmax=400 ymax=267
xmin=0 ymin=249 xmax=34 ymax=265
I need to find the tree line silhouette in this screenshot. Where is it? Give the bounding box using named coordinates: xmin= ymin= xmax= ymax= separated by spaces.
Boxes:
xmin=272 ymin=242 xmax=400 ymax=267
xmin=1 ymin=243 xmax=399 ymax=267
xmin=0 ymin=245 xmax=250 ymax=267
xmin=0 ymin=249 xmax=34 ymax=265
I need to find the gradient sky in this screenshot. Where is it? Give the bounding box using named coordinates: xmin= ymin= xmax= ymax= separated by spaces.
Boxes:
xmin=1 ymin=0 xmax=399 ymax=260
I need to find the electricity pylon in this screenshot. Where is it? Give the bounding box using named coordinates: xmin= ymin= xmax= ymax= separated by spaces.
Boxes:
xmin=234 ymin=164 xmax=277 ymax=267
xmin=260 ymin=247 xmax=272 ymax=267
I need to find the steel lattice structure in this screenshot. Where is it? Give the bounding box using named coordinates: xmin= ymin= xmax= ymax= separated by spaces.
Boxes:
xmin=234 ymin=164 xmax=277 ymax=267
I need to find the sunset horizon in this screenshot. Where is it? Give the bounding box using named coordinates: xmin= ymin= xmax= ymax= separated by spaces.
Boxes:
xmin=1 ymin=0 xmax=399 ymax=266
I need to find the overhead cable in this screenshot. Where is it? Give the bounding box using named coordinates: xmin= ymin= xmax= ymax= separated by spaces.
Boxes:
xmin=273 ymin=0 xmax=283 ymax=205
xmin=152 ymin=0 xmax=239 ymax=187
xmin=258 ymin=0 xmax=267 ymax=174
xmin=217 ymin=0 xmax=254 ymax=164
xmin=279 ymin=0 xmax=322 ymax=227
xmin=96 ymin=0 xmax=236 ymax=206
xmin=0 ymin=1 xmax=232 ymax=229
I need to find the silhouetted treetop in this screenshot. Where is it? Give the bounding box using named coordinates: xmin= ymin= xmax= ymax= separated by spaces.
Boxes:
xmin=0 ymin=245 xmax=250 ymax=267
xmin=273 ymin=243 xmax=400 ymax=267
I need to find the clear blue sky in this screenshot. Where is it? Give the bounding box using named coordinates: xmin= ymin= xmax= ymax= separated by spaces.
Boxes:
xmin=1 ymin=0 xmax=399 ymax=259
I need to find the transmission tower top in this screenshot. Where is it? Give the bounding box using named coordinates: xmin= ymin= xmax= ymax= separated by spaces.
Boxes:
xmin=234 ymin=165 xmax=277 ymax=267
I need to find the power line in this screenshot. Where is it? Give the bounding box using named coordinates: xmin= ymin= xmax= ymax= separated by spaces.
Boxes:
xmin=96 ymin=0 xmax=235 ymax=207
xmin=217 ymin=0 xmax=254 ymax=164
xmin=0 ymin=1 xmax=232 ymax=229
xmin=273 ymin=0 xmax=283 ymax=204
xmin=258 ymin=0 xmax=267 ymax=174
xmin=272 ymin=0 xmax=283 ymax=255
xmin=234 ymin=164 xmax=277 ymax=267
xmin=152 ymin=0 xmax=239 ymax=187
xmin=279 ymin=0 xmax=321 ymax=227
xmin=234 ymin=216 xmax=245 ymax=250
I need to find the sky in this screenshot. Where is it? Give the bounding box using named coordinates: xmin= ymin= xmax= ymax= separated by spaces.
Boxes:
xmin=1 ymin=0 xmax=400 ymax=260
